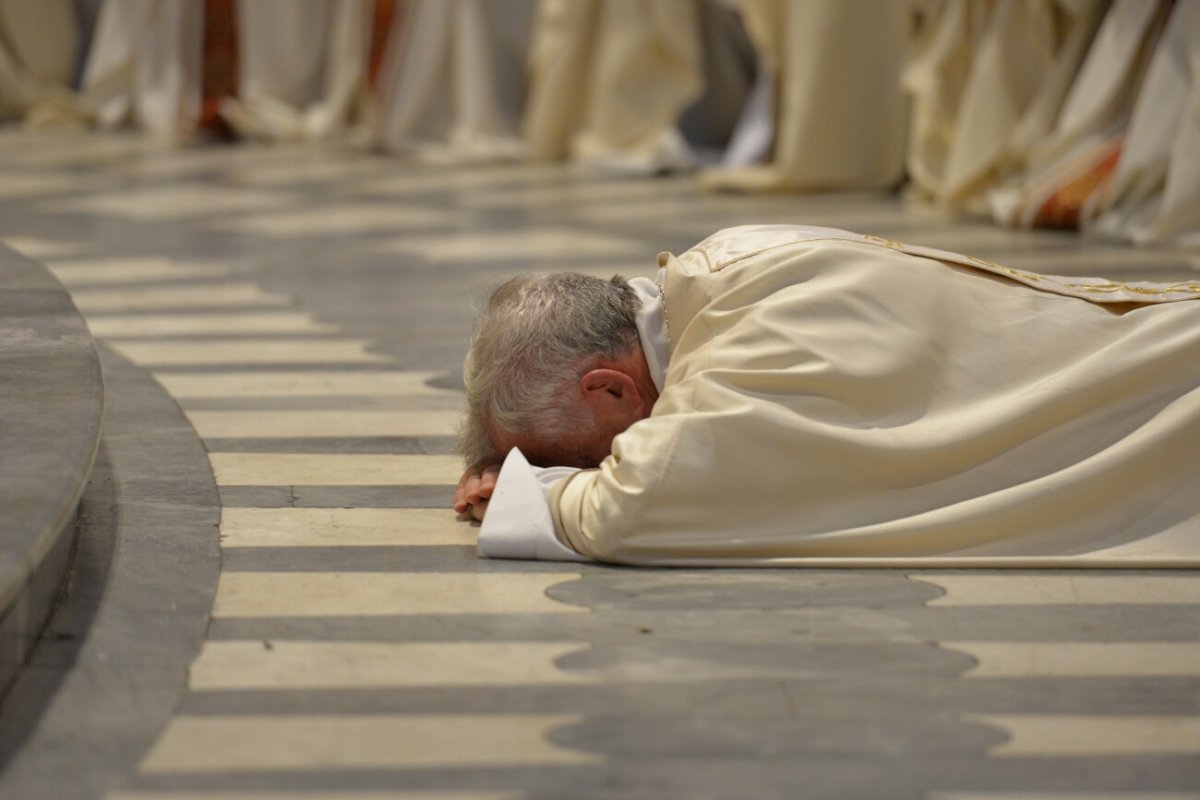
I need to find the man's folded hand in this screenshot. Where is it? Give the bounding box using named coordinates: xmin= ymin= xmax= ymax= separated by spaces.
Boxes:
xmin=453 ymin=458 xmax=503 ymax=522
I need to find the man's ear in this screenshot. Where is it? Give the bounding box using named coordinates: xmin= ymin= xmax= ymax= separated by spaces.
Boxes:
xmin=579 ymin=368 xmax=639 ymax=406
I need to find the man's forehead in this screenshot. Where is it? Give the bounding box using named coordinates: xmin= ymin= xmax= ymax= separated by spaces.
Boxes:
xmin=491 ymin=430 xmax=577 ymax=468
xmin=491 ymin=429 xmax=543 ymax=461
xmin=486 ymin=419 xmax=527 ymax=458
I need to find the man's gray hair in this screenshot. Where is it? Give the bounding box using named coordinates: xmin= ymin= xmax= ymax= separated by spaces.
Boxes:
xmin=458 ymin=272 xmax=641 ymax=465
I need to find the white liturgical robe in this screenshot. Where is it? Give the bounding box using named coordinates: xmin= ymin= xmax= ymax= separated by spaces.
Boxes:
xmin=478 ymin=225 xmax=1200 ymax=567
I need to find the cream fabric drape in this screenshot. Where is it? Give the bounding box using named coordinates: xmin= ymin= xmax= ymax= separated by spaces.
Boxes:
xmin=374 ymin=0 xmax=534 ymax=161
xmin=904 ymin=0 xmax=1106 ymax=212
xmin=702 ymin=0 xmax=908 ymax=192
xmin=521 ymin=0 xmax=703 ymax=173
xmin=0 ymin=0 xmax=77 ymax=123
xmin=221 ymin=0 xmax=373 ymax=142
xmin=80 ymin=0 xmax=203 ymax=139
xmin=550 ymin=226 xmax=1200 ymax=567
xmin=1085 ymin=0 xmax=1200 ymax=245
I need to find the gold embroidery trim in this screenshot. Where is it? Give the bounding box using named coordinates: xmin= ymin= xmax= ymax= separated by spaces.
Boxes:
xmin=973 ymin=256 xmax=1200 ymax=297
xmin=1064 ymin=281 xmax=1200 ymax=295
xmin=861 ymin=234 xmax=905 ymax=251
xmin=657 ymin=278 xmax=673 ymax=352
xmin=860 ymin=234 xmax=1200 ymax=300
xmin=966 ymin=255 xmax=1044 ymax=283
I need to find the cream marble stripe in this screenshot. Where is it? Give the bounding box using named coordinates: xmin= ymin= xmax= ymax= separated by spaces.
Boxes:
xmin=226 ymin=159 xmax=390 ymax=187
xmin=461 ymin=178 xmax=693 ymax=209
xmin=109 ymin=339 xmax=389 ymax=367
xmin=220 ymin=507 xmax=473 ymax=547
xmin=71 ymin=283 xmax=291 ymax=312
xmin=139 ymin=714 xmax=599 ymax=772
xmin=47 ymin=257 xmax=230 ymax=286
xmin=45 ymin=185 xmax=294 ymax=219
xmin=89 ymin=312 xmax=336 ymax=338
xmin=110 ymin=792 xmax=523 ymax=800
xmin=374 ymin=228 xmax=645 ymax=262
xmin=3 ymin=132 xmax=145 ymax=167
xmin=968 ymin=714 xmax=1200 ymax=757
xmin=0 ymin=173 xmax=96 ymax=199
xmin=102 ymin=144 xmax=305 ymax=178
xmin=2 ymin=236 xmax=86 ymax=259
xmin=914 ymin=576 xmax=1200 ymax=606
xmin=213 ymin=203 xmax=455 ymax=235
xmin=358 ymin=165 xmax=566 ymax=196
xmin=188 ymin=641 xmax=593 ymax=690
xmin=566 ymin=195 xmax=778 ymax=223
xmin=155 ymin=370 xmax=458 ymax=399
xmin=213 ymin=572 xmax=585 ymax=617
xmin=186 ymin=410 xmax=459 ymax=438
xmin=735 ymin=210 xmax=919 ymax=232
xmin=930 ymin=793 xmax=1200 ymax=800
xmin=943 ymin=642 xmax=1200 ymax=678
xmin=208 ymin=453 xmax=461 ymax=486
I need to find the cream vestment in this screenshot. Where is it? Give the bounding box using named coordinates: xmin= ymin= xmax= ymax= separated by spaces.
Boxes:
xmin=481 ymin=225 xmax=1200 ymax=567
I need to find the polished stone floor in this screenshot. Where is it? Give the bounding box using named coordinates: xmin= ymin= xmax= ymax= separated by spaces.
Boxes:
xmin=0 ymin=128 xmax=1198 ymax=799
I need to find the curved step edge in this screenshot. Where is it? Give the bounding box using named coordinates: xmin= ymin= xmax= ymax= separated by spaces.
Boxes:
xmin=0 ymin=242 xmax=105 ymax=698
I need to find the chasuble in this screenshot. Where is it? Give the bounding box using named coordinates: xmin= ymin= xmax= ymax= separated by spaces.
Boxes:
xmin=545 ymin=226 xmax=1200 ymax=566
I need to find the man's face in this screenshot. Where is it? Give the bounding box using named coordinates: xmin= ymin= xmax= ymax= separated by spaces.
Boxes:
xmin=490 ymin=358 xmax=657 ymax=469
xmin=492 ymin=413 xmax=634 ymax=470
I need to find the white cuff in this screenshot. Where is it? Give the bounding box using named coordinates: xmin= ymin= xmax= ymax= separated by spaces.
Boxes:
xmin=476 ymin=448 xmax=593 ymax=562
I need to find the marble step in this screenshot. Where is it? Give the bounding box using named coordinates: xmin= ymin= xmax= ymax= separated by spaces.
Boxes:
xmin=0 ymin=243 xmax=104 ymax=699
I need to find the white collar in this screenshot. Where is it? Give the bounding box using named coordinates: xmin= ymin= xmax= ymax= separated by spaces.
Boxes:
xmin=629 ymin=272 xmax=669 ymax=394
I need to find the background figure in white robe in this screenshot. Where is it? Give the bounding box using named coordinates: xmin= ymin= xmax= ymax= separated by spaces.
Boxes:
xmin=702 ymin=0 xmax=909 ymax=192
xmin=521 ymin=0 xmax=704 ymax=174
xmin=79 ymin=0 xmax=202 ymax=140
xmin=987 ymin=0 xmax=1173 ymax=230
xmin=903 ymin=0 xmax=1106 ymax=213
xmin=373 ymin=0 xmax=535 ymax=162
xmin=0 ymin=0 xmax=79 ymax=125
xmin=220 ymin=0 xmax=373 ymax=142
xmin=1084 ymin=0 xmax=1200 ymax=245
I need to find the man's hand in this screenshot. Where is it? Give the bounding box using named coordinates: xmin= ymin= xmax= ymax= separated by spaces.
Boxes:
xmin=454 ymin=458 xmax=503 ymax=522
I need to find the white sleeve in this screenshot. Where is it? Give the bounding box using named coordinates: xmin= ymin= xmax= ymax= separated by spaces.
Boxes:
xmin=476 ymin=448 xmax=594 ymax=562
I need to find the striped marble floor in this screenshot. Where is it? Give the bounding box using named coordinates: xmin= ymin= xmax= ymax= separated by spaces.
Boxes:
xmin=1 ymin=129 xmax=1198 ymax=798
xmin=24 ymin=222 xmax=601 ymax=793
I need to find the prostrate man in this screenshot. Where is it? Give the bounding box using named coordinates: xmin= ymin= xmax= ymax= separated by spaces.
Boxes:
xmin=454 ymin=225 xmax=1200 ymax=567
